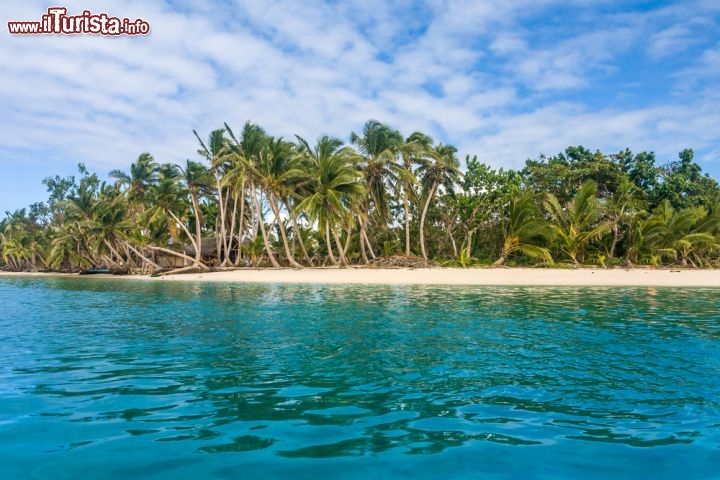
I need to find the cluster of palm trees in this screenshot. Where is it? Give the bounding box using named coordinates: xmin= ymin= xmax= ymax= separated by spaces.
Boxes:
xmin=495 ymin=179 xmax=720 ymax=267
xmin=1 ymin=119 xmax=719 ymax=272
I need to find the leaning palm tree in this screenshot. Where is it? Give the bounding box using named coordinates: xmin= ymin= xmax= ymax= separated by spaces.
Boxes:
xmin=47 ymin=220 xmax=90 ymax=270
xmin=0 ymin=214 xmax=46 ymax=270
xmin=249 ymin=137 xmax=305 ymax=267
xmin=294 ymin=135 xmax=364 ymax=266
xmin=87 ymin=186 xmax=160 ymax=272
xmin=52 ymin=175 xmax=106 ymax=267
xmin=416 ymin=144 xmax=462 ymax=265
xmin=351 ymin=120 xmax=406 ymax=263
xmin=494 ymin=190 xmax=552 ymax=265
xmin=544 ymin=179 xmax=611 ymax=265
xmin=83 ymin=185 xmax=128 ymax=269
xmin=0 ymin=210 xmax=32 ymax=269
xmin=144 ymin=177 xmax=208 ymax=270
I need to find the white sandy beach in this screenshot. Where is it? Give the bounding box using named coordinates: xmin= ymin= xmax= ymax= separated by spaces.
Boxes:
xmin=3 ymin=268 xmax=718 ymax=287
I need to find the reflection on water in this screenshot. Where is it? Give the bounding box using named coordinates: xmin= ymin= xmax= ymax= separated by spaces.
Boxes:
xmin=1 ymin=278 xmax=720 ymax=479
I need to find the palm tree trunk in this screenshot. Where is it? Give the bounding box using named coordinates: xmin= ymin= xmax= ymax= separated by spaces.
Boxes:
xmin=325 ymin=221 xmax=338 ymax=265
xmin=120 ymin=243 xmax=134 ymax=268
xmin=164 ymin=265 xmax=203 ymax=276
xmin=494 ymin=236 xmax=514 ymax=266
xmin=190 ymin=193 xmax=204 ymax=265
xmin=122 ymin=241 xmax=161 ymax=270
xmin=404 ymin=192 xmax=411 ymax=256
xmin=215 ymin=174 xmax=227 ymax=265
xmin=358 ymin=217 xmax=369 ymax=264
xmin=103 ymin=239 xmax=125 ymax=266
xmin=332 ymin=226 xmax=348 ymax=266
xmin=166 ymin=209 xmax=202 ymax=267
xmin=292 ymin=218 xmax=312 ymax=265
xmin=343 ymin=227 xmax=352 ymax=257
xmin=419 ymin=183 xmax=437 ymax=265
xmin=101 ymin=254 xmax=116 ymax=268
xmin=269 ymin=195 xmax=302 ymax=268
xmin=234 ymin=179 xmax=247 ymax=266
xmin=147 ymin=245 xmax=207 ymax=269
xmin=249 ymin=184 xmax=259 ymax=241
xmin=34 ymin=249 xmax=46 ymax=269
xmin=466 ymin=229 xmax=475 ymax=260
xmin=363 ymin=228 xmax=376 ymax=259
xmin=609 ymin=222 xmax=620 ymax=259
xmin=225 ymin=190 xmax=239 ymax=267
xmin=252 ymin=188 xmax=280 ymax=268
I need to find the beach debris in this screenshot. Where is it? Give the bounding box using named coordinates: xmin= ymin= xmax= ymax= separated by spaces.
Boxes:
xmin=368 ymin=255 xmax=431 ymax=268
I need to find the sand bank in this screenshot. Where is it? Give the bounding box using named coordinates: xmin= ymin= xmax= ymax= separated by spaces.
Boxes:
xmin=146 ymin=267 xmax=719 ymax=286
xmin=2 ymin=267 xmax=719 ymax=286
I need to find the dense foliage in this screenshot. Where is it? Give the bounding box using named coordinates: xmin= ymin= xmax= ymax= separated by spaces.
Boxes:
xmin=2 ymin=120 xmax=719 ymax=272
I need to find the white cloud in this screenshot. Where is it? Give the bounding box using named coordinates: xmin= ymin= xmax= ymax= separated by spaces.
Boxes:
xmin=0 ymin=0 xmax=719 ymax=215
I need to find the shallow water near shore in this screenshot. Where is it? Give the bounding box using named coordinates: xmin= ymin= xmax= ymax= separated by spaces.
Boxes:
xmin=1 ymin=277 xmax=719 ymax=479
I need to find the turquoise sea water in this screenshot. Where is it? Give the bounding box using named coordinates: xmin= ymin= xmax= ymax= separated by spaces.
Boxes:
xmin=1 ymin=278 xmax=719 ymax=479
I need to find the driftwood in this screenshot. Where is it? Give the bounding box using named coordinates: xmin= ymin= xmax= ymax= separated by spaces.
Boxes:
xmin=368 ymin=255 xmax=431 ymax=268
xmin=161 ymin=265 xmax=205 ymax=276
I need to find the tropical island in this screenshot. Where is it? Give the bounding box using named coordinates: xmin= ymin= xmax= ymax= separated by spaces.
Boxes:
xmin=1 ymin=120 xmax=719 ymax=275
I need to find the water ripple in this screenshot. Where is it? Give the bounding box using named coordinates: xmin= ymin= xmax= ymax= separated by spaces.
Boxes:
xmin=1 ymin=279 xmax=720 ymax=479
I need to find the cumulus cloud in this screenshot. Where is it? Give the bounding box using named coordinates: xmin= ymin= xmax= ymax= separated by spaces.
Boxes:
xmin=0 ymin=0 xmax=719 ymax=213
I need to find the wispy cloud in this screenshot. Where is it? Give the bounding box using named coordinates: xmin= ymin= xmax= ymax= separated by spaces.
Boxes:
xmin=648 ymin=20 xmax=708 ymax=59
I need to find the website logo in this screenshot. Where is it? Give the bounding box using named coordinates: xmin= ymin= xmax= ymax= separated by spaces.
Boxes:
xmin=8 ymin=7 xmax=150 ymax=36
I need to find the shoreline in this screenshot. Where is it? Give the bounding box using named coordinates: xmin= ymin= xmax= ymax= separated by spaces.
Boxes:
xmin=1 ymin=267 xmax=719 ymax=287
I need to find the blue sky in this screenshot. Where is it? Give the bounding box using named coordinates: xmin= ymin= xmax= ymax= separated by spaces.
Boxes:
xmin=1 ymin=0 xmax=719 ymax=215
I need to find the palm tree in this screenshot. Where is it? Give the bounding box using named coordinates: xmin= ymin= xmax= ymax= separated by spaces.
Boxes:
xmin=45 ymin=174 xmax=110 ymax=270
xmin=544 ymin=179 xmax=611 ymax=265
xmin=195 ymin=128 xmax=231 ymax=265
xmin=398 ymin=132 xmax=432 ymax=256
xmin=109 ymin=152 xmax=159 ymax=205
xmin=83 ymin=185 xmax=128 ymax=269
xmin=0 ymin=209 xmax=47 ymax=270
xmin=47 ymin=220 xmax=89 ymax=270
xmin=179 ymin=160 xmax=214 ymax=266
xmin=144 ymin=176 xmax=208 ymax=270
xmin=223 ymin=122 xmax=279 ymax=267
xmin=294 ymin=135 xmax=364 ymax=266
xmin=351 ymin=120 xmax=406 ymax=262
xmin=605 ymin=178 xmax=643 ymax=260
xmin=494 ymin=190 xmax=552 ymax=265
xmin=87 ymin=186 xmax=160 ymax=271
xmin=250 ymin=137 xmax=305 ymax=267
xmin=416 ymin=144 xmax=461 ymax=265
xmin=53 ymin=175 xmax=106 ymax=268
xmin=644 ymin=200 xmax=719 ymax=266
xmin=350 ymin=120 xmax=404 ymax=222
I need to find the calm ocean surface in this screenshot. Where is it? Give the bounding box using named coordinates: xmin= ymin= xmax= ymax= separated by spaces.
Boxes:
xmin=1 ymin=277 xmax=719 ymax=479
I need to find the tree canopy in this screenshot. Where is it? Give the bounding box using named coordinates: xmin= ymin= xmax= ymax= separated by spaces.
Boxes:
xmin=2 ymin=123 xmax=719 ymax=272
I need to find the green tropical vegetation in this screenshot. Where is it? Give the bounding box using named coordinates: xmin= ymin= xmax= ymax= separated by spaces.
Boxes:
xmin=2 ymin=120 xmax=720 ymax=273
